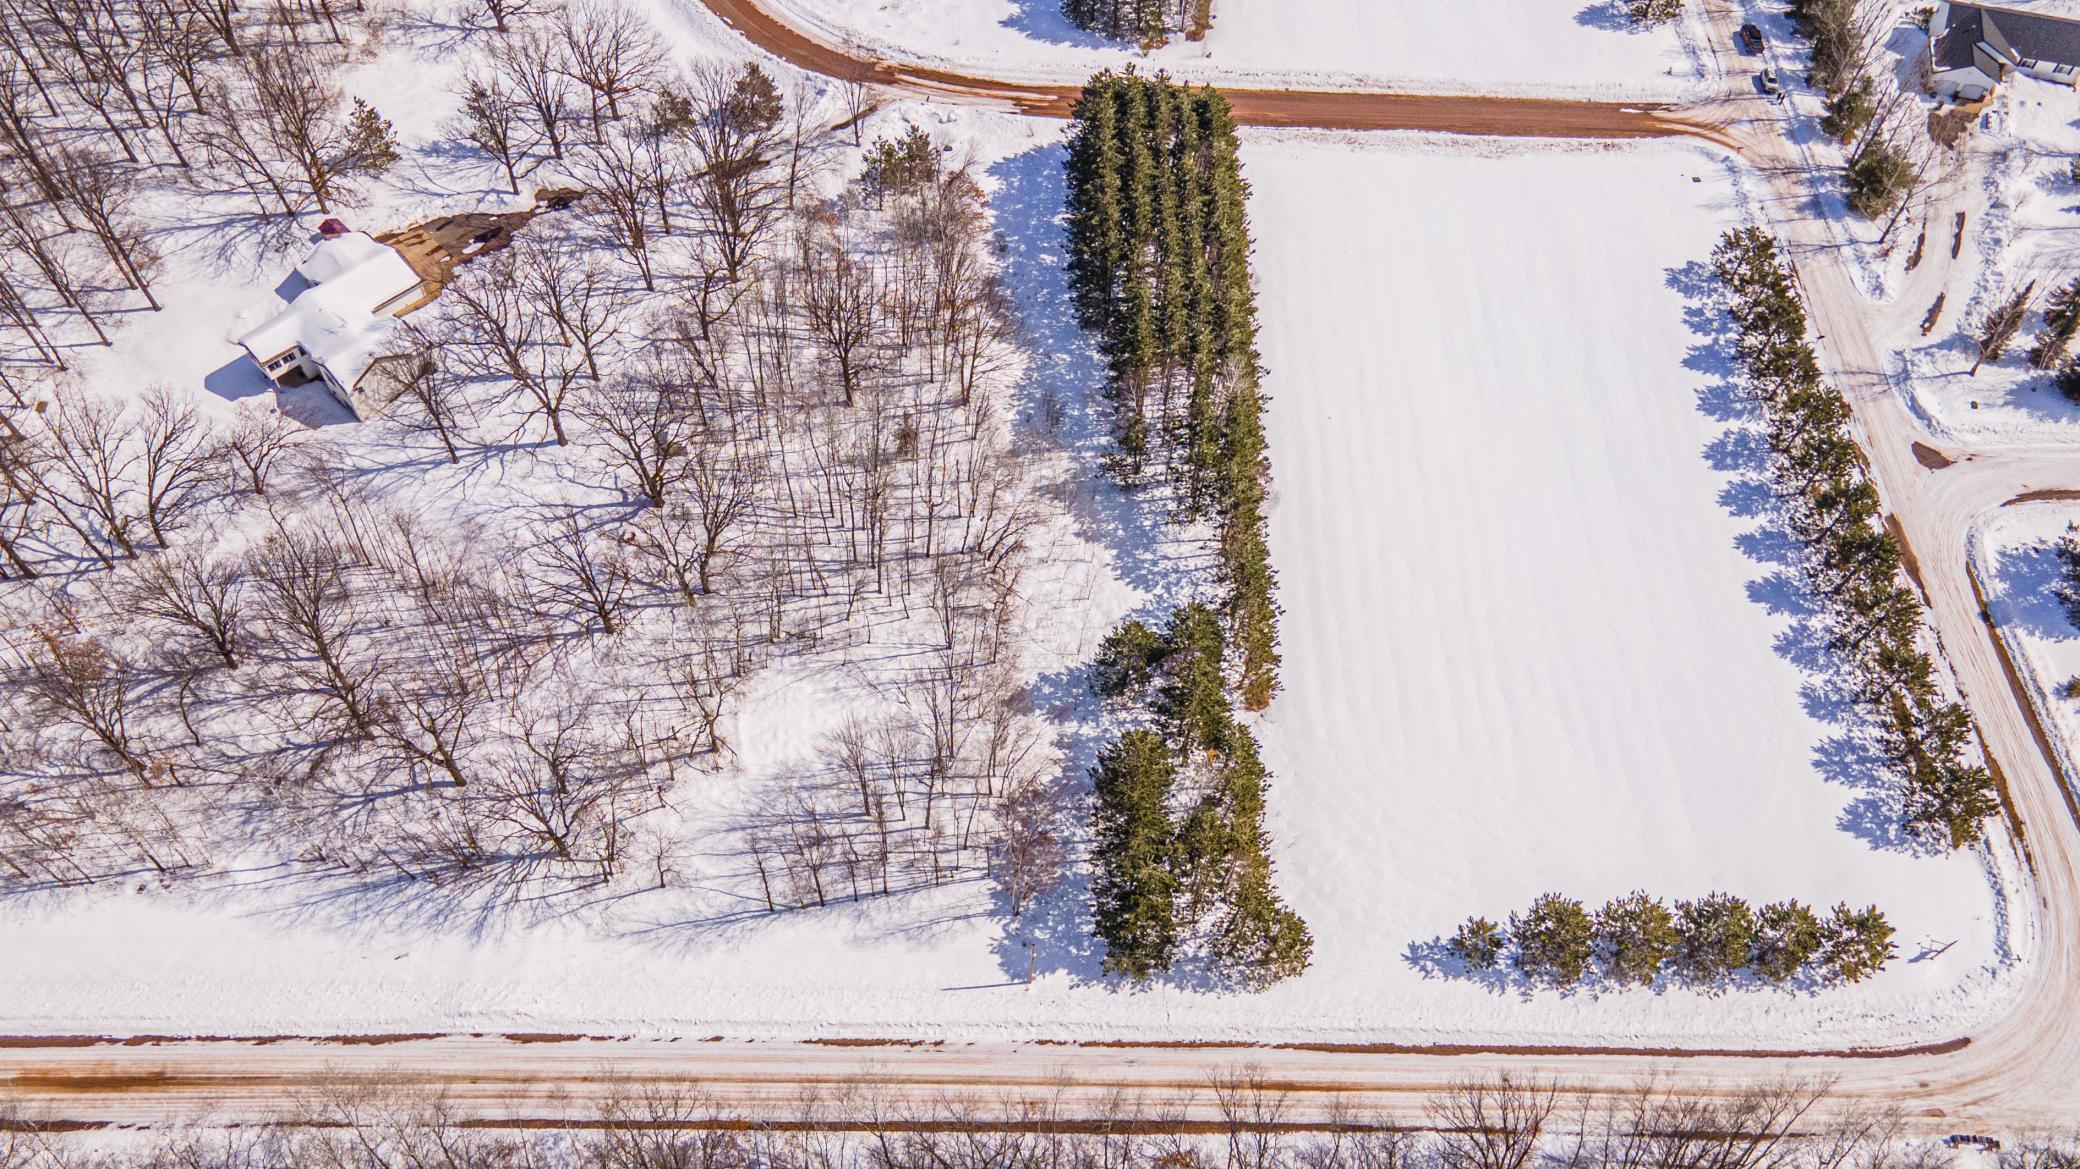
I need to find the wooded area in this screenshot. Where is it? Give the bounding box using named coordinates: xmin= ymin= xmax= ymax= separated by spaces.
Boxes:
xmin=0 ymin=0 xmax=1072 ymax=941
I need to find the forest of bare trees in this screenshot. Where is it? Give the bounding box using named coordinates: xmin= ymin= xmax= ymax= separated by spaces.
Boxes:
xmin=0 ymin=0 xmax=404 ymax=391
xmin=0 ymin=0 xmax=1069 ymax=940
xmin=3 ymin=1073 xmax=2062 ymax=1169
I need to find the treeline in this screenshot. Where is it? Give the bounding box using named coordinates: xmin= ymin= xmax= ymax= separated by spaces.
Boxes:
xmin=4 ymin=1073 xmax=1999 ymax=1169
xmin=1063 ymin=68 xmax=1278 ymax=711
xmin=1448 ymin=890 xmax=1895 ymax=989
xmin=1088 ymin=605 xmax=1310 ymax=986
xmin=1062 ymin=0 xmax=1211 ymax=46
xmin=1711 ymin=227 xmax=1998 ymax=848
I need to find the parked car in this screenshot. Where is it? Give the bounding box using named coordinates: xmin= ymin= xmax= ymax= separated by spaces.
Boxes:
xmin=1757 ymin=68 xmax=1784 ymax=100
xmin=1739 ymin=22 xmax=1764 ymax=54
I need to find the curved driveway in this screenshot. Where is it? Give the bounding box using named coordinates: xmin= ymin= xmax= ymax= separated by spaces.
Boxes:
xmin=6 ymin=0 xmax=2080 ymax=1133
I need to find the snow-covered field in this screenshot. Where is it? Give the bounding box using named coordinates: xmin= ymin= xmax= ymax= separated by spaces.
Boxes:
xmin=744 ymin=0 xmax=1711 ymax=99
xmin=2 ymin=101 xmax=2030 ymax=1044
xmin=1242 ymin=134 xmax=2023 ymax=1044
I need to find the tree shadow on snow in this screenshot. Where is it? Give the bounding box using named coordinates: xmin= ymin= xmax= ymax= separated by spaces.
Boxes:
xmin=978 ymin=144 xmax=1230 ymax=992
xmin=1404 ymin=932 xmax=1833 ymax=999
xmin=1987 ymin=536 xmax=2080 ymax=642
xmin=1000 ymin=0 xmax=1131 ymax=51
xmin=1573 ymin=1 xmax=1639 ymax=33
xmin=1666 ymin=260 xmax=1933 ymax=856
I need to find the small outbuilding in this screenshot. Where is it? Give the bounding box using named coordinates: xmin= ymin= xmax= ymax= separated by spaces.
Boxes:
xmin=236 ymin=229 xmax=431 ymax=419
xmin=1927 ymin=0 xmax=2080 ymax=100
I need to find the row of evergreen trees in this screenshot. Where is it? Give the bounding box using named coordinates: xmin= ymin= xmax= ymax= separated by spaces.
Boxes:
xmin=1063 ymin=68 xmax=1279 ymax=711
xmin=1087 ymin=606 xmax=1312 ymax=986
xmin=1061 ymin=0 xmax=1211 ymax=47
xmin=1448 ymin=891 xmax=1895 ymax=989
xmin=1711 ymin=228 xmax=2000 ymax=848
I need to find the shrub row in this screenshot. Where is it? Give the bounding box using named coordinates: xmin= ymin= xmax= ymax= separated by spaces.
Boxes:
xmin=1711 ymin=227 xmax=1999 ymax=848
xmin=1088 ymin=606 xmax=1311 ymax=986
xmin=1062 ymin=0 xmax=1211 ymax=46
xmin=1064 ymin=68 xmax=1278 ymax=709
xmin=1449 ymin=891 xmax=1895 ymax=988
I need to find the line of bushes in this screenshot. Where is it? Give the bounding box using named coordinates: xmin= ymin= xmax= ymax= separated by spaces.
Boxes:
xmin=1448 ymin=891 xmax=1896 ymax=988
xmin=1062 ymin=0 xmax=1212 ymax=47
xmin=1087 ymin=605 xmax=1311 ymax=986
xmin=1710 ymin=227 xmax=1999 ymax=848
xmin=1064 ymin=68 xmax=1278 ymax=710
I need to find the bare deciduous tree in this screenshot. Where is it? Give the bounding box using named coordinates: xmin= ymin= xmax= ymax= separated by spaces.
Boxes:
xmin=127 ymin=546 xmax=247 ymax=668
xmin=224 ymin=398 xmax=300 ymax=495
xmin=134 ymin=386 xmax=221 ymax=545
xmin=250 ymin=529 xmax=386 ymax=738
xmin=528 ymin=513 xmax=634 ymax=635
xmin=1431 ymin=1075 xmax=1560 ymax=1169
xmin=554 ymin=0 xmax=662 ymax=131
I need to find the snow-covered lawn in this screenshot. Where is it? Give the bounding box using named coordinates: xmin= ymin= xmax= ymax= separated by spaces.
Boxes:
xmin=2 ymin=119 xmax=2030 ymax=1045
xmin=734 ymin=0 xmax=1711 ymax=100
xmin=1900 ymin=82 xmax=2080 ymax=446
xmin=1975 ymin=502 xmax=2080 ymax=790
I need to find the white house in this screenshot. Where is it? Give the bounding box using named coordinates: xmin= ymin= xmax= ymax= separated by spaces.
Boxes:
xmin=237 ymin=228 xmax=430 ymax=419
xmin=1927 ymin=0 xmax=2080 ymax=100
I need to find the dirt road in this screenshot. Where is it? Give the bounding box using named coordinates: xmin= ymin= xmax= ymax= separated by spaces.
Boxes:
xmin=697 ymin=0 xmax=1721 ymax=140
xmin=7 ymin=0 xmax=2080 ymax=1135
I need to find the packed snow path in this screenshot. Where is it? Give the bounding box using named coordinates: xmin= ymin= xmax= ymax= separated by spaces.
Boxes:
xmin=8 ymin=0 xmax=2080 ymax=1134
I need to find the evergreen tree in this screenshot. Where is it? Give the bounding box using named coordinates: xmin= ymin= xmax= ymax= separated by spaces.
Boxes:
xmin=1511 ymin=893 xmax=1595 ymax=986
xmin=1819 ymin=903 xmax=1896 ymax=983
xmin=1064 ymin=82 xmax=1125 ymax=330
xmin=1672 ymin=892 xmax=1756 ymax=983
xmin=2054 ymin=526 xmax=2080 ymax=625
xmin=1595 ymin=891 xmax=1677 ymax=986
xmin=1902 ymin=755 xmax=2001 ymax=849
xmin=2030 ymin=277 xmax=2080 ymax=370
xmin=1090 ymin=730 xmax=1181 ymax=980
xmin=1154 ymin=603 xmax=1228 ymax=755
xmin=1751 ymin=900 xmax=1825 ymax=982
xmin=861 ymin=124 xmax=940 ymax=204
xmin=1091 ymin=617 xmax=1169 ymax=698
xmin=1819 ymin=79 xmax=1876 ymax=144
xmin=1973 ymin=282 xmax=2037 ymax=374
xmin=343 ymin=98 xmax=401 ymax=177
xmin=1450 ymin=916 xmax=1507 ymax=970
xmin=1844 ymin=145 xmax=1915 ymax=219
xmin=2060 ymin=357 xmax=2080 ymax=406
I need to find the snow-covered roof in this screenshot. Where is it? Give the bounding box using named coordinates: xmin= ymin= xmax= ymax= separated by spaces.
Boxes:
xmin=236 ymin=232 xmax=423 ymax=378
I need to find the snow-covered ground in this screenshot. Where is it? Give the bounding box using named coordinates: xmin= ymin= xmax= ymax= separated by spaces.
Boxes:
xmin=1975 ymin=502 xmax=2080 ymax=792
xmin=1899 ymin=80 xmax=2080 ymax=446
xmin=1242 ymin=133 xmax=2024 ymax=1044
xmin=740 ymin=0 xmax=1712 ymax=99
xmin=2 ymin=94 xmax=2031 ymax=1043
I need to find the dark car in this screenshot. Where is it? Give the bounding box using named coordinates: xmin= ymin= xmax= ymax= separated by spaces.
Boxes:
xmin=1739 ymin=22 xmax=1764 ymax=53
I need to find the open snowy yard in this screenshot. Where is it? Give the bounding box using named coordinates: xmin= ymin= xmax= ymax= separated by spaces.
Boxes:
xmin=1 ymin=126 xmax=2029 ymax=1047
xmin=1899 ymin=84 xmax=2080 ymax=446
xmin=735 ymin=0 xmax=1709 ymax=99
xmin=1976 ymin=503 xmax=2080 ymax=787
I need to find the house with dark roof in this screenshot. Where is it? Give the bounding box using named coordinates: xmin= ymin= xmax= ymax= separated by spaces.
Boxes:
xmin=1927 ymin=1 xmax=2080 ymax=100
